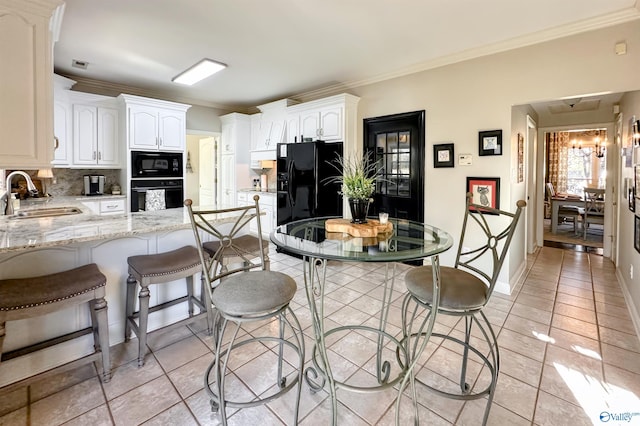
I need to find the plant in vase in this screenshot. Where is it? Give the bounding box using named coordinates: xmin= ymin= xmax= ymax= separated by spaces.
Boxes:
xmin=325 ymin=152 xmax=378 ymax=224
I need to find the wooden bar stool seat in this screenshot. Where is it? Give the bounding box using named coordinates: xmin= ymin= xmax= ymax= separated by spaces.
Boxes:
xmin=0 ymin=263 xmax=111 ymax=383
xmin=124 ymin=245 xmax=207 ymax=366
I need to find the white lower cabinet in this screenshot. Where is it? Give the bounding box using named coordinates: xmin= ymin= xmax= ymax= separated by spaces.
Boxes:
xmin=238 ymin=192 xmax=275 ymax=237
xmin=81 ymin=198 xmax=126 ymax=216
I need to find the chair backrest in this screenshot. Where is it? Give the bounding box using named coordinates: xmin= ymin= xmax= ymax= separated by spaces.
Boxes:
xmin=545 ymin=182 xmax=556 ymax=199
xmin=185 ymin=195 xmax=268 ymax=295
xmin=455 ymin=192 xmax=526 ymax=300
xmin=584 ymin=187 xmax=605 ymax=217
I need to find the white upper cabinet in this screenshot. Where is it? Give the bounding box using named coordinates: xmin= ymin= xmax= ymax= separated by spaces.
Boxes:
xmin=286 ymin=114 xmax=300 ymax=144
xmin=0 ymin=0 xmax=63 ymax=169
xmin=52 ymin=75 xmax=76 ymax=166
xmin=72 ymin=104 xmax=119 ymax=167
xmin=298 ymin=104 xmax=343 ymax=142
xmin=252 ymin=99 xmax=297 ymax=151
xmin=119 ymin=94 xmax=191 ymax=152
xmin=285 ymin=94 xmax=359 ymax=144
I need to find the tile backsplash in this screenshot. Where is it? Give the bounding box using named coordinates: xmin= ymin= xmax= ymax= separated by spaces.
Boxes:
xmin=47 ymin=169 xmax=122 ymax=196
xmin=3 ymin=169 xmax=122 ymax=197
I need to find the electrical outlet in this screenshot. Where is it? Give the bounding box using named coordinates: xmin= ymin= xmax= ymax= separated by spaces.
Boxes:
xmin=631 ymin=264 xmax=634 ymax=280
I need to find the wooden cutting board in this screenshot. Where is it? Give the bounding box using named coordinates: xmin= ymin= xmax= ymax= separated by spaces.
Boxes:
xmin=325 ymin=218 xmax=393 ymax=237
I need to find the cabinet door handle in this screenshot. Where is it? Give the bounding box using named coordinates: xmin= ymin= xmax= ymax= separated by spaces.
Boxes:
xmin=93 ymin=151 xmax=96 ymax=160
xmin=98 ymin=151 xmax=102 ymax=160
xmin=159 ymin=137 xmax=163 ymax=146
xmin=54 ymin=136 xmax=59 ymax=149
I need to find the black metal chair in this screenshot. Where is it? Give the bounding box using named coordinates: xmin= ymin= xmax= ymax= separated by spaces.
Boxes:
xmin=400 ymin=192 xmax=526 ymax=425
xmin=185 ymin=195 xmax=304 ymax=426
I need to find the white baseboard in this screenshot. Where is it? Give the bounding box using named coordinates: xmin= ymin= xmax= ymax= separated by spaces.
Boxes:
xmin=615 ymin=268 xmax=640 ymax=340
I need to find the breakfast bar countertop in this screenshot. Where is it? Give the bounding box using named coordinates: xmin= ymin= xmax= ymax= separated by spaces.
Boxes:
xmin=0 ymin=197 xmax=232 ymax=253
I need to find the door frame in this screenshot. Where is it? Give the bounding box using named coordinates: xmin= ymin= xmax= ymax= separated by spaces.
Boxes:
xmin=363 ymin=110 xmax=425 ymax=222
xmin=536 ymin=122 xmax=615 ymax=259
xmin=527 ymin=115 xmax=538 ymax=253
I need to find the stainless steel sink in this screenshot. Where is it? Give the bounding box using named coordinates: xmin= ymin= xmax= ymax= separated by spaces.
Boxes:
xmin=10 ymin=206 xmax=82 ymax=219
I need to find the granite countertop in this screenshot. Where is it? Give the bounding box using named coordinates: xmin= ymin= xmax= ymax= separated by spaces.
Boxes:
xmin=238 ymin=188 xmax=277 ymax=194
xmin=0 ymin=198 xmax=234 ymax=253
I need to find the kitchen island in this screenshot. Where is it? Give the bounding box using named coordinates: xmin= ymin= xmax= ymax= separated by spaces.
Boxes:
xmin=0 ymin=199 xmax=234 ymax=386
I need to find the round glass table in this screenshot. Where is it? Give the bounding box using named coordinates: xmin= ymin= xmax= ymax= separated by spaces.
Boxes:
xmin=271 ymin=216 xmax=453 ymax=425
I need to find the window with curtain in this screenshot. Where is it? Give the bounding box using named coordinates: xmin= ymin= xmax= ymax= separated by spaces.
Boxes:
xmin=547 ymin=129 xmax=607 ymax=196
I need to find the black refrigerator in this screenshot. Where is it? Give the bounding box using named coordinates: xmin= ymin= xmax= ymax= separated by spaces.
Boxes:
xmin=277 ymin=141 xmax=343 ymax=226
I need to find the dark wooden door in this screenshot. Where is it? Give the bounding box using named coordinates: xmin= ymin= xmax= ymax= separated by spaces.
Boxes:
xmin=364 ymin=110 xmax=425 ymax=223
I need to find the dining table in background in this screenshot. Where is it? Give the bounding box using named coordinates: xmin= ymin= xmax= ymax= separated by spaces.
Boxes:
xmin=270 ymin=216 xmax=452 ymax=425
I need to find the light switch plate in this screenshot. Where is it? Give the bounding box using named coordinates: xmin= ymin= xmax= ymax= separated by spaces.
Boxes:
xmin=459 ymin=154 xmax=472 ymax=166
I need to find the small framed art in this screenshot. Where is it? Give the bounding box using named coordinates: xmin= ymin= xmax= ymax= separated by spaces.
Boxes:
xmin=635 ymin=215 xmax=640 ymax=254
xmin=466 ymin=177 xmax=500 ymax=213
xmin=517 ymin=133 xmax=524 ymax=183
xmin=478 ymin=130 xmax=502 ymax=156
xmin=433 ymin=143 xmax=454 ymax=168
xmin=629 ymin=187 xmax=635 ymax=212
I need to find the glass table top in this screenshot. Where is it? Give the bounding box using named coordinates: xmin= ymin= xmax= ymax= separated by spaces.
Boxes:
xmin=270 ymin=216 xmax=453 ymax=262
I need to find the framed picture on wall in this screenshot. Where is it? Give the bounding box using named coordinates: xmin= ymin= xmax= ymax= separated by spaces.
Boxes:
xmin=478 ymin=130 xmax=502 ymax=156
xmin=433 ymin=143 xmax=454 ymax=168
xmin=629 ymin=187 xmax=635 ymax=212
xmin=466 ymin=177 xmax=500 ymax=214
xmin=517 ymin=133 xmax=524 ymax=183
xmin=635 ymin=215 xmax=640 ymax=254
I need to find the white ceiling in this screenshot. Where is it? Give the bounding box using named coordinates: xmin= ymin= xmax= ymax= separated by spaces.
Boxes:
xmin=54 ymin=0 xmax=639 ymax=109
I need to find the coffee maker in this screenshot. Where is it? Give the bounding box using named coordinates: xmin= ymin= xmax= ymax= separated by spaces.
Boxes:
xmin=83 ymin=174 xmax=105 ymax=196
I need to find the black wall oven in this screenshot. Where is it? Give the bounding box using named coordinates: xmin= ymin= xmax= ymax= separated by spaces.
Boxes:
xmin=130 ymin=179 xmax=184 ymax=212
xmin=131 ymin=151 xmax=183 ymax=178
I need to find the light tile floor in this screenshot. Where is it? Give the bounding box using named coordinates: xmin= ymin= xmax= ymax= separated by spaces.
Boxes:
xmin=1 ymin=246 xmax=639 ymax=425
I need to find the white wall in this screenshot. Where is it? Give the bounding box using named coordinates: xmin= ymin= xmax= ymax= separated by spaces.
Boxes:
xmin=341 ymin=20 xmax=640 ymax=291
xmin=617 ymin=90 xmax=640 ymax=331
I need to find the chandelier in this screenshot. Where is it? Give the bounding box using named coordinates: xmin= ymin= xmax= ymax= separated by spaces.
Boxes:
xmin=571 ymin=131 xmax=606 ymax=158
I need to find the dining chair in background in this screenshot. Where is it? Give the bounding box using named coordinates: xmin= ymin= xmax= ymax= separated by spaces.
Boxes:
xmin=546 ymin=182 xmax=583 ymax=234
xmin=583 ymin=187 xmax=605 ymax=240
xmin=185 ymin=196 xmax=305 ymax=426
xmin=400 ymin=192 xmax=526 ymax=425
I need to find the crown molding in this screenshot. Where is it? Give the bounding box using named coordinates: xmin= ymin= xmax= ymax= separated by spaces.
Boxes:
xmin=295 ymin=7 xmax=640 ymax=102
xmin=60 ymin=73 xmax=251 ymax=113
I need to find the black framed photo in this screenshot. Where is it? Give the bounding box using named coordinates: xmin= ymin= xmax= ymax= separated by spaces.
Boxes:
xmin=433 ymin=143 xmax=454 ymax=168
xmin=629 ymin=187 xmax=635 ymax=212
xmin=466 ymin=177 xmax=500 ymax=214
xmin=635 ymin=215 xmax=640 ymax=254
xmin=478 ymin=130 xmax=502 ymax=156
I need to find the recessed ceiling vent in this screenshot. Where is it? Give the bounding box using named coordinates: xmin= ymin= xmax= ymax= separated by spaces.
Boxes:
xmin=72 ymin=59 xmax=89 ymax=70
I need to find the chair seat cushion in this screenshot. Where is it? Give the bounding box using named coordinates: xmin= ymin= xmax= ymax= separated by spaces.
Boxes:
xmin=558 ymin=206 xmax=584 ymax=215
xmin=203 ymin=235 xmax=268 ymax=259
xmin=212 ymin=271 xmax=296 ymax=316
xmin=0 ymin=263 xmax=106 ymax=311
xmin=128 ymin=246 xmax=201 ymax=277
xmin=405 ymin=266 xmax=488 ymax=311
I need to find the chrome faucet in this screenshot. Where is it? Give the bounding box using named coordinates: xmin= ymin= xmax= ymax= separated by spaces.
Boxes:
xmin=2 ymin=171 xmax=39 ymax=215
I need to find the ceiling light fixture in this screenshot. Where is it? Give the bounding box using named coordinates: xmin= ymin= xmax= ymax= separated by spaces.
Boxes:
xmin=172 ymin=59 xmax=226 ymax=86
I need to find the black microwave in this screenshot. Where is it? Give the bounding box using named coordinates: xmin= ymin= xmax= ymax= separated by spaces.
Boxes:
xmin=131 ymin=151 xmax=183 ymax=178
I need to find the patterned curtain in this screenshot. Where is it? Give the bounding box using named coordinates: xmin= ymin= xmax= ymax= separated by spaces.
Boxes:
xmin=548 ymin=132 xmax=570 ymax=193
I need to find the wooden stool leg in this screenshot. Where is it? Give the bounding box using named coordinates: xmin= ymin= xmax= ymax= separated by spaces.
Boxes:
xmin=124 ymin=275 xmax=137 ymax=341
xmin=137 ymin=283 xmax=150 ymax=367
xmin=92 ymin=297 xmax=111 ymax=382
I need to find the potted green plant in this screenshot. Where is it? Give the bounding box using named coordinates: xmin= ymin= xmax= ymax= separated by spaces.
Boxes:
xmin=325 ymin=151 xmax=378 ymax=224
